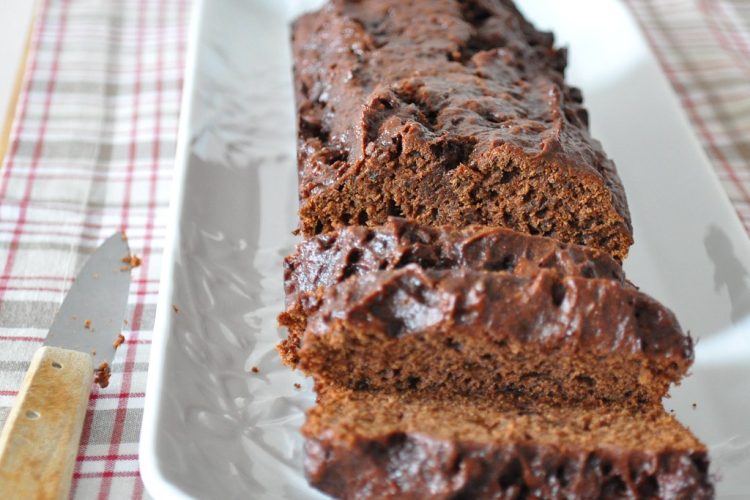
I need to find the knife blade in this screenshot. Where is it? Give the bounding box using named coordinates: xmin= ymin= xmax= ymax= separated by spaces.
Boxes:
xmin=45 ymin=232 xmax=132 ymax=370
xmin=0 ymin=233 xmax=134 ymax=500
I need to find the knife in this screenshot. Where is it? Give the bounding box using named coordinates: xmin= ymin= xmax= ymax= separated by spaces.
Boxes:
xmin=0 ymin=233 xmax=133 ymax=500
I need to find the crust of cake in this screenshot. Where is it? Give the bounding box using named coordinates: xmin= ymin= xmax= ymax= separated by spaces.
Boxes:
xmin=292 ymin=0 xmax=633 ymax=259
xmin=279 ymin=218 xmax=626 ymax=366
xmin=298 ymin=266 xmax=693 ymax=405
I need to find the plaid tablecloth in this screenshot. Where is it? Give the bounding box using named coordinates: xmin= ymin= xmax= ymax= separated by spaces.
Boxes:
xmin=0 ymin=0 xmax=747 ymax=498
xmin=0 ymin=0 xmax=187 ymax=497
xmin=627 ymin=0 xmax=750 ymax=232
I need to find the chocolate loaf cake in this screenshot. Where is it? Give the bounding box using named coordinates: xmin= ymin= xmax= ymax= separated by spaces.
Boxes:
xmin=298 ymin=266 xmax=692 ymax=406
xmin=279 ymin=218 xmax=625 ymax=365
xmin=303 ymin=387 xmax=714 ymax=499
xmin=283 ymin=0 xmax=713 ymax=495
xmin=292 ymin=0 xmax=633 ymax=260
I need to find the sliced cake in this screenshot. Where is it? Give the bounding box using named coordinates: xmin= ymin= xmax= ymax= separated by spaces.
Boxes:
xmin=303 ymin=387 xmax=713 ymax=499
xmin=292 ymin=0 xmax=633 ymax=259
xmin=279 ymin=218 xmax=625 ymax=366
xmin=298 ymin=266 xmax=692 ymax=406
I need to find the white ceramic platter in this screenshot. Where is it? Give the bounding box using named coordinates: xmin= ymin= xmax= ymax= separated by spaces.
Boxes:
xmin=140 ymin=0 xmax=750 ymax=498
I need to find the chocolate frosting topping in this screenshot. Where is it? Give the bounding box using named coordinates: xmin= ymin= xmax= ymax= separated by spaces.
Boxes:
xmin=284 ymin=217 xmax=625 ymax=309
xmin=308 ymin=265 xmax=692 ymax=361
xmin=305 ymin=433 xmax=714 ymax=500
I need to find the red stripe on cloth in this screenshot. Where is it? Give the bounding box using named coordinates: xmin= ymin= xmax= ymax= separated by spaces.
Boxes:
xmin=117 ymin=0 xmax=146 ymax=238
xmin=0 ymin=285 xmax=158 ymax=295
xmin=1 ymin=286 xmax=76 ymax=293
xmin=0 ymin=275 xmax=157 ymax=284
xmin=91 ymin=391 xmax=147 ymax=399
xmin=0 ymin=0 xmax=69 ymax=304
xmin=0 ymin=336 xmax=152 ymax=345
xmin=117 ymin=0 xmax=174 ymax=493
xmin=0 ymin=335 xmax=44 ymax=342
xmin=0 ymin=275 xmax=73 ymax=282
xmin=625 ymin=0 xmax=750 ymax=212
xmin=71 ymin=402 xmax=96 ymax=498
xmin=78 ymin=454 xmax=139 ymax=462
xmin=132 ymin=472 xmax=145 ymax=500
xmin=98 ymin=0 xmax=151 ymax=497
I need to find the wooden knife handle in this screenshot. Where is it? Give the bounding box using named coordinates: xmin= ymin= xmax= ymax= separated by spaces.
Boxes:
xmin=0 ymin=346 xmax=94 ymax=500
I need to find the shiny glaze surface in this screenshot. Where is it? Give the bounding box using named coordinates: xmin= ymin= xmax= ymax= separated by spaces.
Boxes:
xmin=308 ymin=265 xmax=692 ymax=361
xmin=305 ymin=433 xmax=713 ymax=500
xmin=284 ymin=217 xmax=625 ymax=309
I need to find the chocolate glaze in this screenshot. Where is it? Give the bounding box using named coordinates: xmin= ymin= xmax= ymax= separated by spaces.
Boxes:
xmin=278 ymin=218 xmax=629 ymax=368
xmin=294 ymin=0 xmax=614 ymax=191
xmin=292 ymin=0 xmax=632 ymax=258
xmin=307 ymin=265 xmax=692 ymax=362
xmin=305 ymin=433 xmax=713 ymax=500
xmin=284 ymin=217 xmax=625 ymax=310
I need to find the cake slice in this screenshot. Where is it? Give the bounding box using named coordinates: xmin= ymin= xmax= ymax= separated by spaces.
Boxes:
xmin=298 ymin=266 xmax=692 ymax=406
xmin=303 ymin=387 xmax=714 ymax=499
xmin=279 ymin=218 xmax=625 ymax=366
xmin=293 ymin=0 xmax=633 ymax=259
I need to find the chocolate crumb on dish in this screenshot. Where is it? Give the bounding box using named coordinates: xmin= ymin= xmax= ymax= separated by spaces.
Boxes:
xmin=94 ymin=361 xmax=111 ymax=389
xmin=121 ymin=254 xmax=142 ymax=269
xmin=113 ymin=333 xmax=125 ymax=349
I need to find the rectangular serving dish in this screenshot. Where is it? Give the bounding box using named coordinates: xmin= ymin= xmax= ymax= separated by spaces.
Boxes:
xmin=140 ymin=0 xmax=750 ymax=498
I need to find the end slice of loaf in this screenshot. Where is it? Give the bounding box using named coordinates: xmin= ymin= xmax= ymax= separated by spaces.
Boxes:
xmin=279 ymin=218 xmax=626 ymax=366
xmin=303 ymin=387 xmax=713 ymax=500
xmin=292 ymin=0 xmax=633 ymax=259
xmin=298 ymin=266 xmax=692 ymax=406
